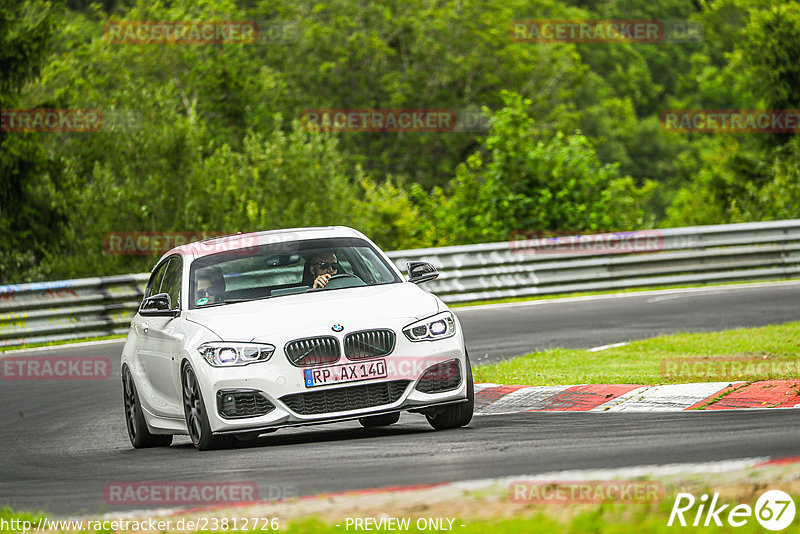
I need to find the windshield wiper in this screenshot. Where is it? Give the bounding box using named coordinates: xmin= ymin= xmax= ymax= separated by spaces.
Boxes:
xmin=197 ymin=296 xmax=270 ymax=308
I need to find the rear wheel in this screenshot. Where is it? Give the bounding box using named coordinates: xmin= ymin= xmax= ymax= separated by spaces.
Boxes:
xmin=122 ymin=366 xmax=172 ymax=448
xmin=359 ymin=411 xmax=400 ymax=428
xmin=426 ymin=353 xmax=474 ymax=430
xmin=182 ymin=364 xmax=230 ymax=451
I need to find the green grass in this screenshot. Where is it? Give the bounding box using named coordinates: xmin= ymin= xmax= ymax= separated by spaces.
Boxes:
xmin=1 ymin=512 xmax=787 ymax=534
xmin=212 ymin=500 xmax=800 ymax=533
xmin=0 ymin=506 xmax=46 ymax=532
xmin=473 ymin=321 xmax=800 ymax=386
xmin=0 ymin=334 xmax=126 ymax=353
xmin=269 ymin=486 xmax=800 ymax=533
xmin=450 ymin=278 xmax=800 ymax=308
xmin=3 ymin=488 xmax=799 ymax=533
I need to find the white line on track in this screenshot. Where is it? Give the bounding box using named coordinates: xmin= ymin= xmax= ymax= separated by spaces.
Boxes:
xmin=587 ymin=342 xmax=629 ymax=352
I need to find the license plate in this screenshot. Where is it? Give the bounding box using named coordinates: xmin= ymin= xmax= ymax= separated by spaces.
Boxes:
xmin=303 ymin=359 xmax=387 ymax=388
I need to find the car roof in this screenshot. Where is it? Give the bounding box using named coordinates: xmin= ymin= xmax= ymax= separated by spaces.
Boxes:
xmin=155 ymin=226 xmax=367 ymax=266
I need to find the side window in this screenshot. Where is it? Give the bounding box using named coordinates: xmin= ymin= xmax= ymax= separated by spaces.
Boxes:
xmin=160 ymin=257 xmax=183 ymax=310
xmin=144 ymin=260 xmax=169 ymax=300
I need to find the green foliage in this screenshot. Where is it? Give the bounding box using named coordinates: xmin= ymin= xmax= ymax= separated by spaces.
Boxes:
xmin=0 ymin=1 xmax=60 ymax=283
xmin=0 ymin=1 xmax=55 ymax=98
xmin=42 ymin=113 xmax=385 ymax=278
xmin=420 ymin=92 xmax=654 ymax=244
xmin=353 ymin=177 xmax=429 ymax=251
xmin=3 ymin=0 xmax=800 ymax=282
xmin=265 ymin=0 xmax=590 ymax=187
xmin=663 ymin=0 xmax=800 ymax=226
xmin=740 ymin=3 xmax=800 ymax=111
xmin=666 ymin=136 xmax=800 ymax=225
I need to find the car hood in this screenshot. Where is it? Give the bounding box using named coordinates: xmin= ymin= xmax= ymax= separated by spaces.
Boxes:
xmin=184 ymin=283 xmax=440 ymax=342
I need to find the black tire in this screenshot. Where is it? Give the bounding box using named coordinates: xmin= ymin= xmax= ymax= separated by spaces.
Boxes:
xmin=359 ymin=411 xmax=401 ymax=428
xmin=426 ymin=354 xmax=474 ymax=430
xmin=182 ymin=364 xmax=230 ymax=451
xmin=122 ymin=366 xmax=172 ymax=448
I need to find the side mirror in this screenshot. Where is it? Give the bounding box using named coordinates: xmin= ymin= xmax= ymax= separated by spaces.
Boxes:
xmin=139 ymin=293 xmax=179 ymax=317
xmin=406 ymin=261 xmax=438 ymax=284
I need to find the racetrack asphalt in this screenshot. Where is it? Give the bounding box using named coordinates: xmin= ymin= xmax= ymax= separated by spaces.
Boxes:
xmin=1 ymin=281 xmax=799 ymax=515
xmin=457 ymin=281 xmax=800 ymax=364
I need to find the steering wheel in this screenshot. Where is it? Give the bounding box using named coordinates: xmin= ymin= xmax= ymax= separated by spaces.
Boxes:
xmin=315 ymin=273 xmax=366 ymax=290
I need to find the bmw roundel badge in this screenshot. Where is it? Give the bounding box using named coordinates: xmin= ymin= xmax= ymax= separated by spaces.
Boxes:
xmin=331 ymin=324 xmax=344 ymax=332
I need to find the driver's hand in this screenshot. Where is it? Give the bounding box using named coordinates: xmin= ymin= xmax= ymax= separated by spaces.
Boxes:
xmin=312 ymin=274 xmax=332 ymax=289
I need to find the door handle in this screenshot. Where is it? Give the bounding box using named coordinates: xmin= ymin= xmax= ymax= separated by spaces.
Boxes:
xmin=142 ymin=322 xmax=149 ymax=334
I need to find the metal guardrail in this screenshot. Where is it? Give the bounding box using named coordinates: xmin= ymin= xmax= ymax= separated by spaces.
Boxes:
xmin=2 ymin=220 xmax=800 ymax=347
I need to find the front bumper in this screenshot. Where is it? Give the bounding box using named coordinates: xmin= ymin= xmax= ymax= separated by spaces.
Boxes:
xmin=189 ymin=333 xmax=469 ymax=435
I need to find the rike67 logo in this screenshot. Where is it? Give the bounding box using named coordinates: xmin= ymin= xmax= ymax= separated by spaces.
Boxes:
xmin=668 ymin=490 xmax=796 ymax=530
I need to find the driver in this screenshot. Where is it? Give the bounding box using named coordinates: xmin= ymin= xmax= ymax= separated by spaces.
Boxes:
xmin=308 ymin=251 xmax=340 ymax=289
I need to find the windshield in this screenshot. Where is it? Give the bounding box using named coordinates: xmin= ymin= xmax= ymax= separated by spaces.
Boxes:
xmin=189 ymin=237 xmax=400 ymax=309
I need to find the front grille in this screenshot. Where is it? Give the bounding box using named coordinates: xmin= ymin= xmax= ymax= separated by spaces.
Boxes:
xmin=344 ymin=329 xmax=396 ymax=360
xmin=415 ymin=359 xmax=462 ymax=394
xmin=217 ymin=390 xmax=275 ymax=419
xmin=280 ymin=380 xmax=410 ymax=415
xmin=285 ymin=336 xmax=340 ymax=367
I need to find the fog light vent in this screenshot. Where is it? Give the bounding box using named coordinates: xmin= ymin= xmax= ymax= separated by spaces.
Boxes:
xmin=415 ymin=359 xmax=462 ymax=394
xmin=217 ymin=389 xmax=275 ymax=419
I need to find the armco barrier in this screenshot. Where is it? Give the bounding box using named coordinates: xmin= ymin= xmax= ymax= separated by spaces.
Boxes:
xmin=2 ymin=220 xmax=800 ymax=347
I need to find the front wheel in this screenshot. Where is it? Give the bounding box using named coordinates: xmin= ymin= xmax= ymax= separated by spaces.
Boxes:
xmin=426 ymin=354 xmax=474 ymax=430
xmin=122 ymin=366 xmax=172 ymax=448
xmin=182 ymin=364 xmax=230 ymax=451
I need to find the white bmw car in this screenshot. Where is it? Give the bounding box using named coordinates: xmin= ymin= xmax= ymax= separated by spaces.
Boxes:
xmin=121 ymin=226 xmax=474 ymax=450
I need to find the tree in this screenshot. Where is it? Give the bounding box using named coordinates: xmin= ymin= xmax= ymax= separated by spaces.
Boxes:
xmin=418 ymin=91 xmax=654 ymax=245
xmin=0 ymin=1 xmax=58 ymax=283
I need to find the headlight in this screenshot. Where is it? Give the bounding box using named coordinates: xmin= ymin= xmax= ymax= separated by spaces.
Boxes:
xmin=198 ymin=342 xmax=275 ymax=367
xmin=403 ymin=312 xmax=456 ymax=342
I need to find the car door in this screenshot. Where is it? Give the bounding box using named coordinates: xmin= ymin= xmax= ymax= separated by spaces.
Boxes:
xmin=135 ymin=256 xmax=185 ymax=418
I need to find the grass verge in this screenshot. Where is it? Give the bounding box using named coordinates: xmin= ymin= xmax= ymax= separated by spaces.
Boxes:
xmin=5 ymin=461 xmax=799 ymax=533
xmin=0 ymin=334 xmax=126 ymax=353
xmin=272 ymin=510 xmax=798 ymax=533
xmin=473 ymin=321 xmax=800 ymax=386
xmin=3 ymin=508 xmax=789 ymax=534
xmin=0 ymin=506 xmax=46 ymax=531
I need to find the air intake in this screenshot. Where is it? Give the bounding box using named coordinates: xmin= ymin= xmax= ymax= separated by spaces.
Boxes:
xmin=285 ymin=336 xmax=341 ymax=366
xmin=344 ymin=329 xmax=395 ymax=360
xmin=217 ymin=389 xmax=275 ymax=419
